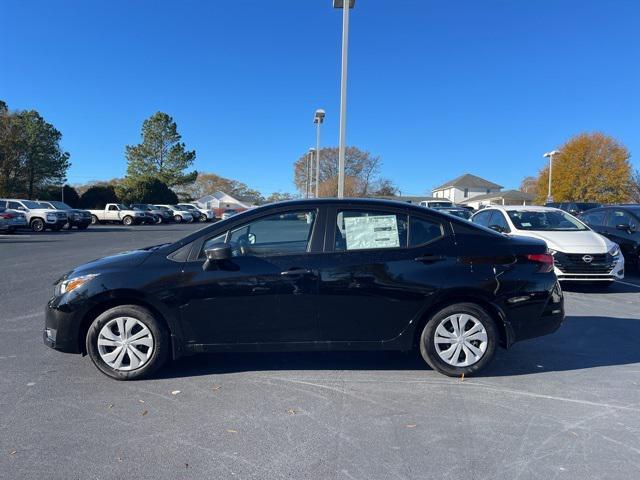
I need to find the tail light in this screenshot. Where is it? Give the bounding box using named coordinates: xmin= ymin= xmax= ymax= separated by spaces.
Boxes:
xmin=526 ymin=253 xmax=554 ymax=273
xmin=0 ymin=213 xmax=14 ymax=219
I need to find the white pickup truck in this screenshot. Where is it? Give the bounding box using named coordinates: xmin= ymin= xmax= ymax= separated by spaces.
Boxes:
xmin=88 ymin=203 xmax=147 ymax=226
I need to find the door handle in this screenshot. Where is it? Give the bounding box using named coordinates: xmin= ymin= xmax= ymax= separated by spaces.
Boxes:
xmin=414 ymin=254 xmax=445 ymax=263
xmin=281 ymin=268 xmax=313 ymax=276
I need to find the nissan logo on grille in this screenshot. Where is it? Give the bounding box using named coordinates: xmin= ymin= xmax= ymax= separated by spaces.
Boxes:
xmin=582 ymin=255 xmax=593 ymax=263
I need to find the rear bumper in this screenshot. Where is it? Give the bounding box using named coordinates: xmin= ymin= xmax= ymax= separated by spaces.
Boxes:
xmin=507 ymin=280 xmax=564 ymax=345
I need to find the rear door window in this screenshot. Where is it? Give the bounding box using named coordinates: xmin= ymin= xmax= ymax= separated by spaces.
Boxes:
xmin=409 ymin=216 xmax=444 ymax=246
xmin=335 ymin=210 xmax=408 ymax=251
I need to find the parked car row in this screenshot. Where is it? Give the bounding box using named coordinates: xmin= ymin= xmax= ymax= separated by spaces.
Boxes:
xmin=88 ymin=203 xmax=216 ymax=226
xmin=469 ymin=205 xmax=628 ymax=285
xmin=0 ymin=198 xmax=219 ymax=233
xmin=0 ymin=199 xmax=74 ymax=232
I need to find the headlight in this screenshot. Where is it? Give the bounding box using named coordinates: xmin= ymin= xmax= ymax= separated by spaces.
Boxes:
xmin=56 ymin=273 xmax=99 ymax=295
xmin=609 ymin=245 xmax=620 ymax=257
xmin=46 ymin=214 xmax=56 ymax=221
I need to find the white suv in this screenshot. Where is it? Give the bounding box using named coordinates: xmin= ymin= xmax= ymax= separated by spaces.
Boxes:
xmin=471 ymin=206 xmax=624 ymax=284
xmin=0 ymin=199 xmax=68 ymax=232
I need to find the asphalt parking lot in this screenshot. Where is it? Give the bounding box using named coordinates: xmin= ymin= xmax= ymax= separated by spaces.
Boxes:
xmin=1 ymin=223 xmax=640 ymax=480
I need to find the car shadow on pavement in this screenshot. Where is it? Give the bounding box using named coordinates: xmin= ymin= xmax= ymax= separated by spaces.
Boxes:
xmin=155 ymin=315 xmax=640 ymax=379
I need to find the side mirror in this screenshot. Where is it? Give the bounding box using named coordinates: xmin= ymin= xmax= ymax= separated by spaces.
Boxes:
xmin=617 ymin=223 xmax=636 ymax=233
xmin=205 ymin=244 xmax=232 ymax=261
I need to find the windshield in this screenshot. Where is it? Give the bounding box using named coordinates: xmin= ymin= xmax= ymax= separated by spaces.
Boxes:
xmin=49 ymin=201 xmax=71 ymax=210
xmin=22 ymin=200 xmax=43 ymax=209
xmin=154 ymin=205 xmax=169 ymax=210
xmin=507 ymin=210 xmax=589 ymax=231
xmin=445 ymin=209 xmax=472 ymax=220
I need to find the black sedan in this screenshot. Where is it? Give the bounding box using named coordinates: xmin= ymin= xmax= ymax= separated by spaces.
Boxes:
xmin=44 ymin=199 xmax=564 ymax=380
xmin=579 ymin=205 xmax=640 ymax=269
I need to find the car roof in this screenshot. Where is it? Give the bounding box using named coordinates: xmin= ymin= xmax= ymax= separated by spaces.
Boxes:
xmin=477 ymin=205 xmax=561 ymax=213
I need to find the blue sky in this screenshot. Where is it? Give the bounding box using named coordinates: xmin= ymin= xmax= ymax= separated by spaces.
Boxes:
xmin=2 ymin=0 xmax=638 ymax=195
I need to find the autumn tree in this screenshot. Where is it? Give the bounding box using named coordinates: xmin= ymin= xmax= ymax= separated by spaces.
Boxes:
xmin=535 ymin=133 xmax=632 ymax=204
xmin=179 ymin=172 xmax=263 ymax=204
xmin=264 ymin=191 xmax=296 ymax=203
xmin=293 ymin=146 xmax=396 ymax=197
xmin=125 ymin=112 xmax=197 ymax=188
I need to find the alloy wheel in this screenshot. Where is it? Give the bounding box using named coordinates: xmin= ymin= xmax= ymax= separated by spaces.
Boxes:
xmin=97 ymin=317 xmax=154 ymax=371
xmin=433 ymin=313 xmax=488 ymax=367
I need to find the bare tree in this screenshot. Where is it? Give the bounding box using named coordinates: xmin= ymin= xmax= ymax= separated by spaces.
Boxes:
xmin=293 ymin=146 xmax=396 ymax=197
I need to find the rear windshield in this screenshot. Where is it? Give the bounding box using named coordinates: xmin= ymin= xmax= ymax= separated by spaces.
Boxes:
xmin=507 ymin=210 xmax=588 ymax=231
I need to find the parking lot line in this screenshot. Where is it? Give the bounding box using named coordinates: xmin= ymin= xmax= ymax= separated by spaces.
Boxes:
xmin=616 ymin=280 xmax=640 ymax=289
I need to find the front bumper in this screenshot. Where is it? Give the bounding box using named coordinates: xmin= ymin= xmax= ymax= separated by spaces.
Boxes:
xmin=46 ymin=217 xmax=68 ymax=227
xmin=553 ymin=253 xmax=624 ymax=282
xmin=69 ymin=217 xmax=92 ymax=227
xmin=43 ymin=298 xmax=83 ymax=354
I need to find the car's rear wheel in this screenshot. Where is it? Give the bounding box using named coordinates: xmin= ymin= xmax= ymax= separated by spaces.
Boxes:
xmin=419 ymin=302 xmax=497 ymax=377
xmin=199 ymin=215 xmax=207 ymax=222
xmin=174 ymin=214 xmax=182 ymax=223
xmin=91 ymin=215 xmax=99 ymax=225
xmin=30 ymin=218 xmax=45 ymax=232
xmin=86 ymin=305 xmax=169 ymax=380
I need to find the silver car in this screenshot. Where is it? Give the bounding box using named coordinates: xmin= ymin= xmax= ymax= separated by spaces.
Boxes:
xmin=0 ymin=207 xmax=28 ymax=233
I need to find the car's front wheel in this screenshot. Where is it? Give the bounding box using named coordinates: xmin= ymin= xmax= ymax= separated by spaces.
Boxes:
xmin=30 ymin=218 xmax=45 ymax=232
xmin=419 ymin=302 xmax=497 ymax=377
xmin=122 ymin=215 xmax=134 ymax=226
xmin=86 ymin=305 xmax=169 ymax=380
xmin=174 ymin=214 xmax=183 ymax=223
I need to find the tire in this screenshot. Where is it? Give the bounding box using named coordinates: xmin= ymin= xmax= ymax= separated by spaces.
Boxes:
xmin=199 ymin=215 xmax=207 ymax=223
xmin=122 ymin=215 xmax=134 ymax=226
xmin=174 ymin=215 xmax=183 ymax=223
xmin=419 ymin=302 xmax=497 ymax=377
xmin=86 ymin=305 xmax=169 ymax=381
xmin=91 ymin=215 xmax=99 ymax=225
xmin=30 ymin=218 xmax=45 ymax=232
xmin=155 ymin=216 xmax=163 ymax=224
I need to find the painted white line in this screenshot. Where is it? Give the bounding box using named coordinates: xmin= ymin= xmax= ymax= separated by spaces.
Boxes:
xmin=5 ymin=312 xmax=42 ymax=322
xmin=616 ymin=280 xmax=640 ymax=289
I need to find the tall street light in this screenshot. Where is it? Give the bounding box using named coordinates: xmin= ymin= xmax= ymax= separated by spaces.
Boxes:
xmin=333 ymin=0 xmax=355 ymax=198
xmin=543 ymin=150 xmax=560 ymax=203
xmin=307 ymin=148 xmax=316 ymax=198
xmin=314 ymin=109 xmax=325 ymax=198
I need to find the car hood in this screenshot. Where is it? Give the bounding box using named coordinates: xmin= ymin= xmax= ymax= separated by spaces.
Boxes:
xmin=30 ymin=208 xmax=61 ymax=215
xmin=70 ymin=249 xmax=153 ymax=276
xmin=513 ymin=230 xmax=614 ymax=254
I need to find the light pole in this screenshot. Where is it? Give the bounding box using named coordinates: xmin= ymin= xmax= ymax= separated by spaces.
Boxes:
xmin=307 ymin=148 xmax=315 ymax=198
xmin=314 ymin=109 xmax=325 ymax=198
xmin=543 ymin=150 xmax=559 ymax=203
xmin=333 ymin=0 xmax=355 ymax=198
